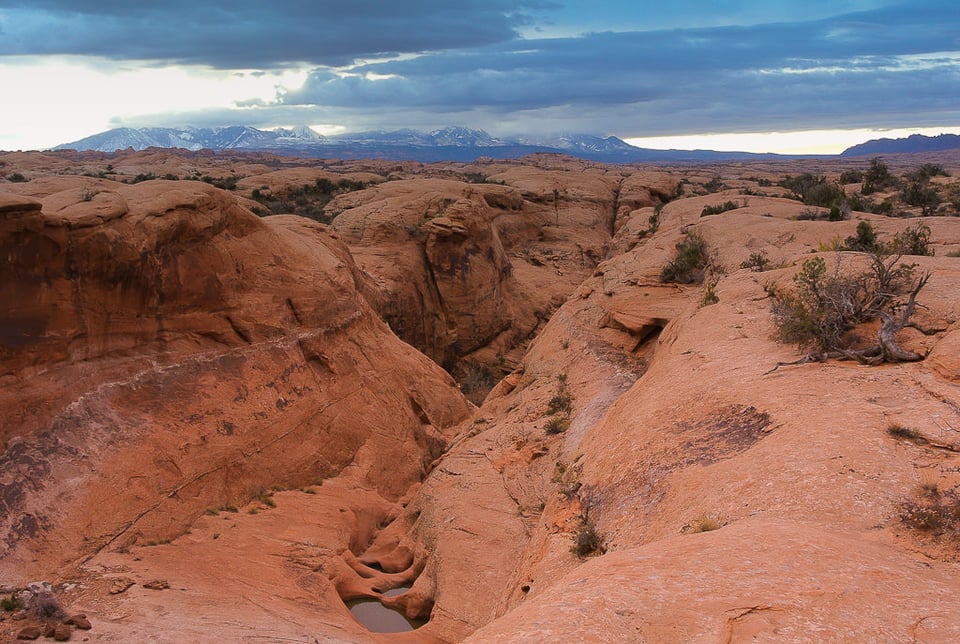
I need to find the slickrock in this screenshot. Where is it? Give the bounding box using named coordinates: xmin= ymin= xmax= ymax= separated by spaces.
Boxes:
xmin=3 ymin=149 xmax=960 ymax=643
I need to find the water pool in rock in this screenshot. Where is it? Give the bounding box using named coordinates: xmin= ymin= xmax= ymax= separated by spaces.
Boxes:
xmin=348 ymin=588 xmax=426 ymax=632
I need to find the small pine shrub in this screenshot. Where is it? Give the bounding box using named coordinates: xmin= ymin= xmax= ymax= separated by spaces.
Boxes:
xmin=891 ymin=223 xmax=933 ymax=257
xmin=660 ymin=230 xmax=709 ymax=284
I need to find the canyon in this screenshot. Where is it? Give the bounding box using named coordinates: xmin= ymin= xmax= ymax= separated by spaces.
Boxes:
xmin=2 ymin=147 xmax=960 ymax=642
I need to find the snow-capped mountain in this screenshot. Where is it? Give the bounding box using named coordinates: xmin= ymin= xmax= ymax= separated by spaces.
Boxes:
xmin=53 ymin=125 xmax=324 ymax=153
xmin=515 ymin=133 xmax=636 ymax=153
xmin=51 ymin=125 xmax=803 ymax=162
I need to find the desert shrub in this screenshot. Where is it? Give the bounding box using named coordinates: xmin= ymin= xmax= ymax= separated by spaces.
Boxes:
xmin=770 ymin=253 xmax=915 ymax=353
xmin=5 ymin=172 xmax=27 ymax=182
xmin=704 ymin=176 xmax=724 ymax=192
xmin=547 ymin=393 xmax=572 ymax=415
xmin=544 ymin=417 xmax=570 ymax=434
xmin=250 ymin=176 xmax=368 ymax=223
xmin=901 ymin=180 xmax=941 ymax=216
xmin=843 ymin=221 xmax=881 ymax=253
xmin=740 ymin=251 xmax=772 ymax=272
xmin=891 ymin=223 xmax=933 ymax=256
xmin=546 ymin=373 xmax=573 ymax=416
xmin=201 ymin=175 xmax=241 ymax=190
xmin=914 ymin=163 xmax=949 ymax=180
xmin=862 ymin=158 xmax=899 ymax=194
xmin=256 ymin=490 xmax=276 ymax=508
xmin=839 ymin=169 xmax=864 ymax=184
xmin=456 ymin=362 xmax=498 ymax=406
xmin=700 ymin=281 xmax=719 ymax=306
xmin=570 ymin=519 xmax=603 ymax=557
xmin=660 ymin=230 xmax=709 ymax=284
xmin=637 ymin=207 xmax=662 ymax=240
xmin=688 ymin=514 xmax=721 ymax=533
xmin=899 ymin=487 xmax=960 ymax=535
xmin=1 ymin=593 xmax=18 ymax=611
xmin=886 ymin=423 xmax=922 ymax=440
xmin=806 ymin=182 xmax=847 ymax=211
xmin=700 ymin=200 xmax=739 ymax=216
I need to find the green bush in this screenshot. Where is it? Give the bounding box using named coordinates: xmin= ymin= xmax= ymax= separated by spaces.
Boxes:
xmin=843 ymin=221 xmax=881 ymax=253
xmin=770 ymin=253 xmax=915 ymax=353
xmin=740 ymin=251 xmax=772 ymax=272
xmin=862 ymin=158 xmax=899 ymax=194
xmin=660 ymin=230 xmax=709 ymax=284
xmin=839 ymin=169 xmax=864 ymax=184
xmin=700 ymin=200 xmax=739 ymax=216
xmin=892 ymin=223 xmax=933 ymax=256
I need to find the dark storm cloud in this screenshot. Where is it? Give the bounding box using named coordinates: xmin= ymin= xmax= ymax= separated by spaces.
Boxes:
xmin=0 ymin=0 xmax=551 ymax=67
xmin=277 ymin=1 xmax=960 ymax=134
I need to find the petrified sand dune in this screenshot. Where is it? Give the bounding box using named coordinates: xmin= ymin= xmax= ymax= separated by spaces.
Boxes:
xmin=0 ymin=178 xmax=470 ymax=584
xmin=2 ymin=149 xmax=960 ymax=642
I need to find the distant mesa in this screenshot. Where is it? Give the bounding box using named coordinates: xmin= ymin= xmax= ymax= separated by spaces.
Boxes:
xmin=840 ymin=133 xmax=960 ymax=157
xmin=51 ymin=125 xmax=799 ymax=163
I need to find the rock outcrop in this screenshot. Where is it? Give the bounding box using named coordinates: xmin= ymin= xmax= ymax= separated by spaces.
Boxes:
xmin=3 ymin=149 xmax=960 ymax=642
xmin=0 ymin=178 xmax=471 ymax=581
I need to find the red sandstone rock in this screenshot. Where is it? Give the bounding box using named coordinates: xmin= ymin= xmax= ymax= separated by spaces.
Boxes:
xmin=3 ymin=150 xmax=960 ymax=643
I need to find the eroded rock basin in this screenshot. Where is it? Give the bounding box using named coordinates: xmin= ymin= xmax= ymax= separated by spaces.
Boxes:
xmin=348 ymin=588 xmax=426 ymax=633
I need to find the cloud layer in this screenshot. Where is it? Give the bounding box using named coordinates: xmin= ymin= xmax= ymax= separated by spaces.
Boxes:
xmin=1 ymin=0 xmax=958 ymax=142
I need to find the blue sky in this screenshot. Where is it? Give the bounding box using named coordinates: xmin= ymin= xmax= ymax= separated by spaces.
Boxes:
xmin=1 ymin=1 xmax=958 ymax=152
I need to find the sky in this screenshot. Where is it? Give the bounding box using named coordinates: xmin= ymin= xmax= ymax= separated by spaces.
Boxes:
xmin=1 ymin=0 xmax=959 ymax=153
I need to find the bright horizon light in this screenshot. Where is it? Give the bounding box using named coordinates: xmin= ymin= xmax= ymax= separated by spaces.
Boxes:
xmin=2 ymin=57 xmax=959 ymax=156
xmin=623 ymin=127 xmax=960 ymax=155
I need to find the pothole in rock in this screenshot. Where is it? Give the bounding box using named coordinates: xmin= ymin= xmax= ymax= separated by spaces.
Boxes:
xmin=347 ymin=588 xmax=426 ymax=633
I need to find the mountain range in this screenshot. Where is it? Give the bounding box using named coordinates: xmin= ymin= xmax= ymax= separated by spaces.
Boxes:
xmin=52 ymin=125 xmax=794 ymax=163
xmin=52 ymin=126 xmax=960 ymax=163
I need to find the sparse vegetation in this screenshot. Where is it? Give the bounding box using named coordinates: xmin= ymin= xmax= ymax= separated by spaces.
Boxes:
xmin=456 ymin=361 xmax=499 ymax=406
xmin=544 ymin=374 xmax=573 ymax=435
xmin=842 ymin=221 xmax=881 ymax=253
xmin=700 ymin=200 xmax=740 ymax=216
xmin=891 ymin=223 xmax=933 ymax=256
xmin=250 ymin=176 xmax=369 ymax=223
xmin=5 ymin=172 xmax=27 ymax=182
xmin=700 ymin=280 xmax=719 ymax=306
xmin=861 ymin=158 xmax=899 ymax=195
xmin=839 ymin=169 xmax=864 ymax=184
xmin=544 ymin=416 xmax=570 ymax=434
xmin=570 ymin=519 xmax=603 ymax=557
xmin=899 ymin=482 xmax=960 ymax=536
xmin=546 ymin=374 xmax=573 ymax=415
xmin=886 ymin=423 xmax=922 ymax=440
xmin=256 ymin=490 xmax=276 ymax=508
xmin=768 ymin=245 xmax=930 ymax=366
xmin=740 ymin=251 xmax=772 ymax=272
xmin=660 ymin=230 xmax=709 ymax=284
xmin=200 ymin=174 xmax=242 ymax=190
xmin=687 ymin=514 xmax=722 ymax=533
xmin=1 ymin=593 xmax=18 ymax=612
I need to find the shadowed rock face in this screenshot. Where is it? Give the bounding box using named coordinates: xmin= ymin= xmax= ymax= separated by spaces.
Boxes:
xmin=0 ymin=180 xmax=471 ymax=578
